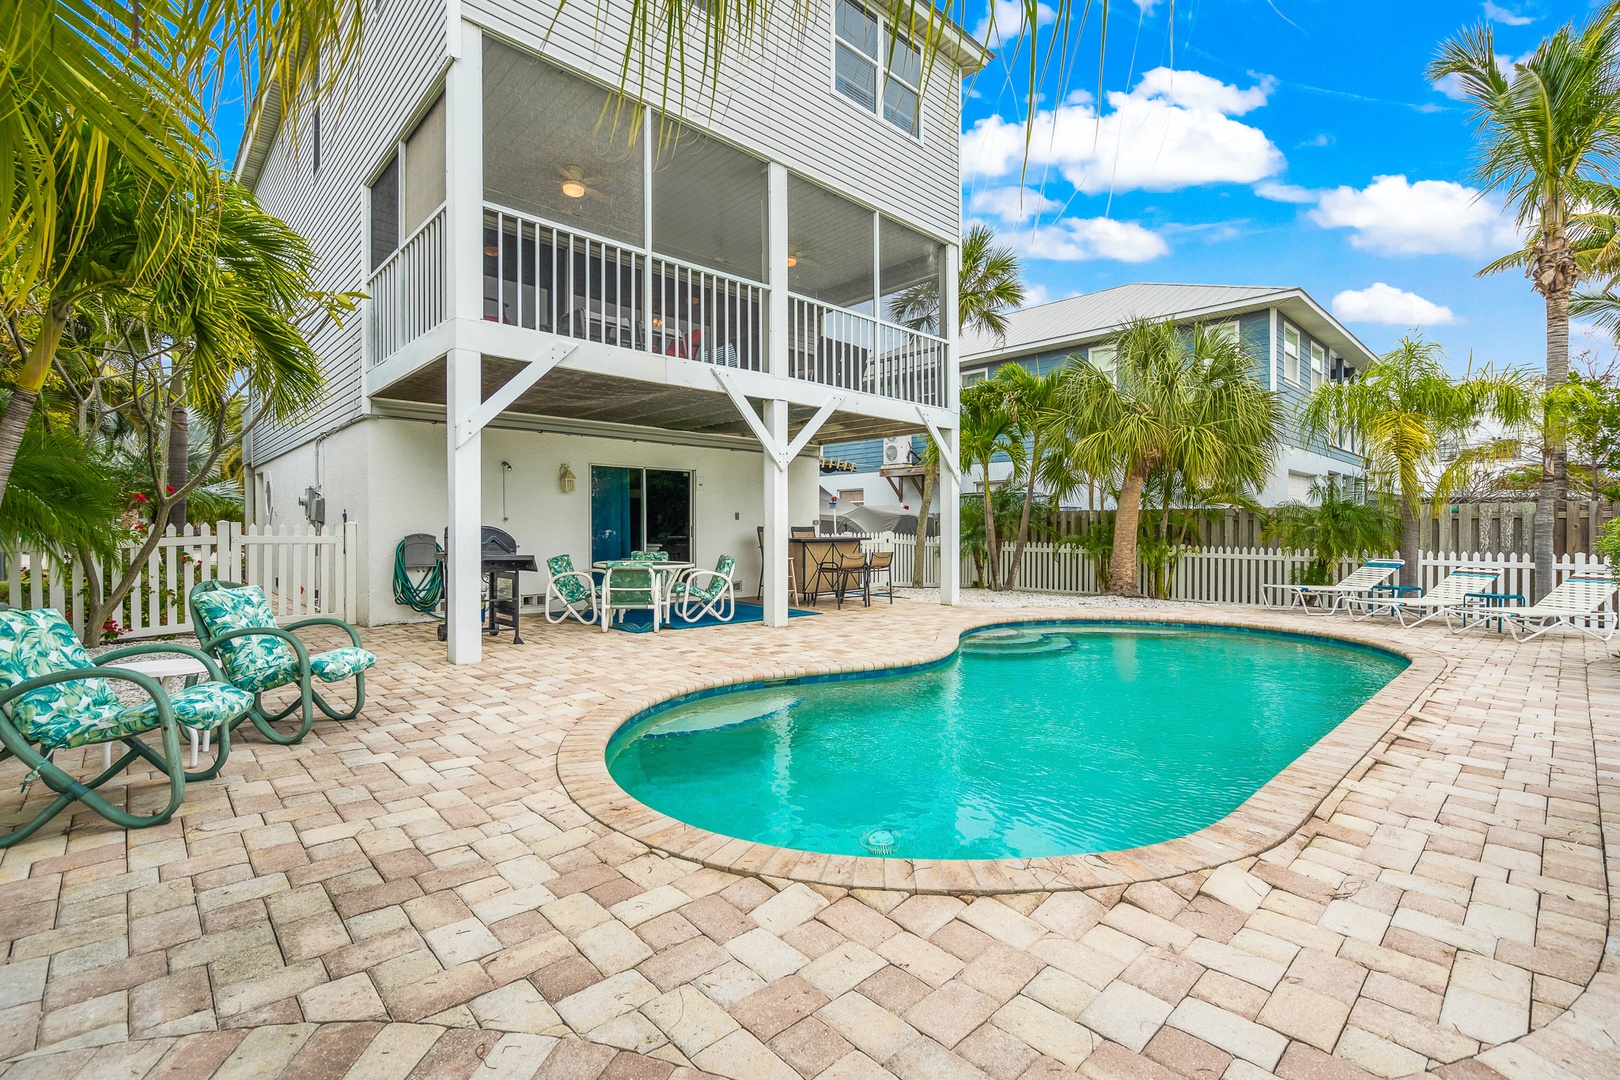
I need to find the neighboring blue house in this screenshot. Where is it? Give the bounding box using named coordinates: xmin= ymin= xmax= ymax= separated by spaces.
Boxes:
xmin=822 ymin=282 xmax=1376 ymax=512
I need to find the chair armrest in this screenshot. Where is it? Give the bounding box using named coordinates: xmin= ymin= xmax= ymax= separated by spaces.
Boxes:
xmin=281 ymin=617 xmax=363 ymax=649
xmin=0 ymin=667 xmax=175 ymax=730
xmin=547 ymin=571 xmax=599 ymax=595
xmin=199 ymin=626 xmax=312 ymax=669
xmin=677 ymin=569 xmax=728 ymax=590
xmin=96 ymin=642 xmax=229 ymax=683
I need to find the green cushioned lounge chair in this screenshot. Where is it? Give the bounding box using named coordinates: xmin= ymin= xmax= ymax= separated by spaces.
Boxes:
xmin=671 ymin=555 xmax=737 ymax=622
xmin=190 ymin=581 xmax=375 ymax=744
xmin=0 ymin=608 xmax=251 ymax=847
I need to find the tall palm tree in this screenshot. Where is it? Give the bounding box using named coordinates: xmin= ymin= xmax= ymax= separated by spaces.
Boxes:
xmin=1301 ymin=335 xmax=1534 ymax=578
xmin=1430 ymin=9 xmax=1620 ymax=597
xmin=990 ymin=362 xmax=1071 ymax=588
xmin=890 ymin=224 xmax=1027 ymax=338
xmin=959 ymin=382 xmax=1024 ymax=590
xmin=1056 ymin=318 xmax=1281 ymax=597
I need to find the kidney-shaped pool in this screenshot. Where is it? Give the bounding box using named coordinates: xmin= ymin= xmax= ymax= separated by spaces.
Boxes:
xmin=606 ymin=622 xmax=1408 ymax=859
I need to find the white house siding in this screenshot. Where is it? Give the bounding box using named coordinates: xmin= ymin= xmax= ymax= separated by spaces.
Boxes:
xmin=466 ymin=0 xmax=964 ymax=240
xmin=246 ymin=0 xmax=451 ymax=464
xmin=250 ymin=418 xmax=820 ymax=625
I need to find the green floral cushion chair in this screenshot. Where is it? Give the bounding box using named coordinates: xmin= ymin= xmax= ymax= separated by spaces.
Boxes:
xmin=190 ymin=582 xmax=374 ymax=745
xmin=629 ymin=550 xmax=670 ymax=561
xmin=544 ymin=555 xmax=598 ymax=626
xmin=671 ymin=555 xmax=737 ymax=623
xmin=0 ymin=608 xmax=250 ymax=848
xmin=601 ymin=564 xmax=662 ymax=632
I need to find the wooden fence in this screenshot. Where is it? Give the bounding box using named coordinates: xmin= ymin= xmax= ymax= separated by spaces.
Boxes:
xmin=1 ymin=521 xmax=360 ymax=643
xmin=1046 ymin=499 xmax=1620 ymax=558
xmin=857 ymin=531 xmax=1612 ymax=609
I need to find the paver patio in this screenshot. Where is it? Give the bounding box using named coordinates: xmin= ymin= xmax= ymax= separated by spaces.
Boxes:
xmin=0 ymin=598 xmax=1615 ymax=1080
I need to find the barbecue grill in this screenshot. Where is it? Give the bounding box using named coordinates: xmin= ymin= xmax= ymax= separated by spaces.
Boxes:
xmin=435 ymin=526 xmax=538 ymax=643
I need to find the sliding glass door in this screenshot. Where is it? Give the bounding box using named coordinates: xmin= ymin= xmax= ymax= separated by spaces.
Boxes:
xmin=590 ymin=466 xmax=692 ymax=564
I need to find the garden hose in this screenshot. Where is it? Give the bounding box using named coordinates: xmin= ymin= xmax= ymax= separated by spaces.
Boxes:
xmin=392 ymin=538 xmax=444 ymax=613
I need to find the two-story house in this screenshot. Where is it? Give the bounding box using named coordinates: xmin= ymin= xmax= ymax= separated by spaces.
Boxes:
xmin=825 ymin=282 xmax=1376 ymax=513
xmin=235 ymin=0 xmax=985 ymax=661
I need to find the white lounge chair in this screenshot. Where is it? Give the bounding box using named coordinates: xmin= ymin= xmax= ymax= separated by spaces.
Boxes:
xmin=1347 ymin=566 xmax=1501 ymax=628
xmin=1266 ymin=558 xmax=1405 ymax=615
xmin=1447 ymin=569 xmax=1617 ymax=641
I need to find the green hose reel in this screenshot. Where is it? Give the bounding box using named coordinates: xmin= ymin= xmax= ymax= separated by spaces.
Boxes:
xmin=393 ymin=534 xmax=444 ymax=613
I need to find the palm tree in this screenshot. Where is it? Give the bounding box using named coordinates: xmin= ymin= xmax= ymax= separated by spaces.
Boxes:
xmin=1430 ymin=9 xmax=1620 ymax=598
xmin=1264 ymin=478 xmax=1401 ymax=586
xmin=989 ymin=362 xmax=1072 ymax=588
xmin=890 ymin=224 xmax=1026 ymax=338
xmin=959 ymin=382 xmax=1024 ymax=590
xmin=1301 ymin=335 xmax=1534 ymax=578
xmin=1056 ymin=318 xmax=1281 ymax=597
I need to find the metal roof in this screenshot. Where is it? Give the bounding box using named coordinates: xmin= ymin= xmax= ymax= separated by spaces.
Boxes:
xmin=963 ymin=282 xmax=1378 ymax=367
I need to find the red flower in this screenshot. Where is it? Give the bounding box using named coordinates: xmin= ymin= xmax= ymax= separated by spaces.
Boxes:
xmin=133 ymin=492 xmax=147 ymax=503
xmin=165 ymin=485 xmax=175 ymax=495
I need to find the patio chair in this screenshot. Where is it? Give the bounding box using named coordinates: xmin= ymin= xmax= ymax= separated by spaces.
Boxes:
xmin=672 ymin=555 xmax=737 ymax=622
xmin=866 ymin=550 xmax=896 ymax=605
xmin=601 ymin=563 xmax=663 ymax=632
xmin=544 ymin=555 xmax=598 ymax=626
xmin=629 ymin=550 xmax=669 ymax=561
xmin=0 ymin=608 xmax=252 ymax=848
xmin=1447 ymin=569 xmax=1618 ymax=641
xmin=190 ymin=581 xmax=375 ymax=745
xmin=1264 ymin=559 xmax=1405 ymax=615
xmin=1346 ymin=566 xmax=1501 ymax=628
xmin=818 ymin=547 xmax=870 ymax=609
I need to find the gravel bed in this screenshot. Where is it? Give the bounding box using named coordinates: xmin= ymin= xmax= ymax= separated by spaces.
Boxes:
xmin=893 ymin=587 xmax=1177 ymax=609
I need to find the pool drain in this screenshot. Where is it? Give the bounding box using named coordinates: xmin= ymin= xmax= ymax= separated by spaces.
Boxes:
xmin=861 ymin=829 xmax=897 ymax=855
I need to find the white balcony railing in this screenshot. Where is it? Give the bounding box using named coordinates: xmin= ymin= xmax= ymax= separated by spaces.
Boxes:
xmin=649 ymin=255 xmax=765 ymax=371
xmin=367 ymin=205 xmax=445 ymax=365
xmin=787 ymin=294 xmax=947 ymax=407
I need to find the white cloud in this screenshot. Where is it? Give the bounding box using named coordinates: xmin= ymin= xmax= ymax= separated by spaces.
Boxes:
xmin=1308 ymin=174 xmax=1520 ymax=256
xmin=961 ymin=66 xmax=1284 ymax=194
xmin=968 ymin=186 xmax=1062 ymax=223
xmin=972 ymin=0 xmax=1056 ymax=44
xmin=1255 ymin=180 xmax=1316 ymax=204
xmin=1332 ymin=283 xmax=1457 ymax=326
xmin=1483 ymin=2 xmax=1533 ymax=26
xmin=1018 ymin=217 xmax=1169 ymax=263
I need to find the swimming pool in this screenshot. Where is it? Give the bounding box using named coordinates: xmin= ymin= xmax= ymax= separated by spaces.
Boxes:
xmin=606 ymin=622 xmax=1408 ymax=859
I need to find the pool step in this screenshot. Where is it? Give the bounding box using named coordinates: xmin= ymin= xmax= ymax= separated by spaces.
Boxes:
xmin=961 ymin=634 xmax=1076 ymax=657
xmin=642 ymin=692 xmax=802 ymax=738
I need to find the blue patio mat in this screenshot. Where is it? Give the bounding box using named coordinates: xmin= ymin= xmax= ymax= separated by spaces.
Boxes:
xmin=611 ymin=602 xmax=819 ymax=634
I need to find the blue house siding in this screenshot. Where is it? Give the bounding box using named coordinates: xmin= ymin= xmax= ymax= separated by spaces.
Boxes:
xmin=822 ymin=434 xmax=925 ymax=473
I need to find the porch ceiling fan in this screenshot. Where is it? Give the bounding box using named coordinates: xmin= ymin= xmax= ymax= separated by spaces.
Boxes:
xmin=557 ymin=164 xmax=613 ymax=204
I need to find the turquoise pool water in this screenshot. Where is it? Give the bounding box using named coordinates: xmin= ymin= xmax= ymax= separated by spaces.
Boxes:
xmin=606 ymin=623 xmax=1407 ymax=859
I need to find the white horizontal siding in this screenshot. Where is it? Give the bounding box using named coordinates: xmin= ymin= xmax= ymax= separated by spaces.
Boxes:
xmin=248 ymin=0 xmax=451 ymax=464
xmin=466 ymin=0 xmax=963 ymax=240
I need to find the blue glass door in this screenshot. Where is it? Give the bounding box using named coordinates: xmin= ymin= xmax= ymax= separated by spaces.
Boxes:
xmin=590 ymin=467 xmax=643 ymax=564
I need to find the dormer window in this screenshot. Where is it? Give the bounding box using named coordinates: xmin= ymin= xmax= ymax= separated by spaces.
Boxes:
xmin=835 ymin=0 xmax=922 ymax=138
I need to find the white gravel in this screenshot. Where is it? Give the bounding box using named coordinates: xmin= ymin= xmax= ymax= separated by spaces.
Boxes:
xmin=893 ymin=587 xmax=1176 ymax=609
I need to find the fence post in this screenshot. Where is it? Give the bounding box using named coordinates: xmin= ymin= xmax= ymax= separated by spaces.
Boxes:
xmin=344 ymin=521 xmax=360 ymax=623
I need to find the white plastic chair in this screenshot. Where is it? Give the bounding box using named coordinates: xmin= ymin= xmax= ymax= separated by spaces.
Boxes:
xmin=543 ymin=555 xmax=598 ymax=626
xmin=672 ymin=555 xmax=737 ymax=623
xmin=1347 ymin=566 xmax=1500 ymax=628
xmin=601 ymin=563 xmax=662 ymax=633
xmin=1265 ymin=559 xmax=1404 ymax=615
xmin=1448 ymin=569 xmax=1617 ymax=641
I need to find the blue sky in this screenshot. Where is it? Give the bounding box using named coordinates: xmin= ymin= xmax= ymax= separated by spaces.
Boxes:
xmin=206 ymin=1 xmax=1602 ymax=375
xmin=960 ymin=0 xmax=1603 ymax=374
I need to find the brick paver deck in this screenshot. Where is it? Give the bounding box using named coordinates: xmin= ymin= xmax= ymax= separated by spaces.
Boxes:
xmin=0 ymin=599 xmax=1614 ymax=1080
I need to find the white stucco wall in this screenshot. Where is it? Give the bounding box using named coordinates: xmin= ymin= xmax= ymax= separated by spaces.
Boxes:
xmin=251 ymin=417 xmax=819 ymax=625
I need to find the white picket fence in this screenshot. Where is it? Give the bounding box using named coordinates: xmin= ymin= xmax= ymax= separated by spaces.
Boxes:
xmin=851 ymin=532 xmax=1613 ymax=610
xmin=2 ymin=521 xmax=359 ymax=642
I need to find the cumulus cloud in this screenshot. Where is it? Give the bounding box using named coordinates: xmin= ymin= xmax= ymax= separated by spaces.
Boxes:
xmin=968 ymin=186 xmax=1062 ymax=224
xmin=1309 ymin=175 xmax=1520 ymax=256
xmin=961 ymin=67 xmax=1284 ymax=194
xmin=1483 ymin=1 xmax=1533 ymax=26
xmin=972 ymin=0 xmax=1056 ymax=43
xmin=1255 ymin=180 xmax=1316 ymax=204
xmin=1332 ymin=283 xmax=1457 ymax=326
xmin=1017 ymin=217 xmax=1169 ymax=263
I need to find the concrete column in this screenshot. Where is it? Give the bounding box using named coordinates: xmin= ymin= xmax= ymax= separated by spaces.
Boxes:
xmin=762 ymin=399 xmax=789 ymax=627
xmin=443 ymin=19 xmax=484 ymax=664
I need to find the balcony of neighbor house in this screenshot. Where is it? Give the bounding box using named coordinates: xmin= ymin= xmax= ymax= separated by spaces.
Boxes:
xmin=361 ymin=37 xmax=955 ymax=438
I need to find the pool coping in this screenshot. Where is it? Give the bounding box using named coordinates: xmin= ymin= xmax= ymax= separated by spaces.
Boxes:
xmin=556 ymin=605 xmax=1448 ymax=894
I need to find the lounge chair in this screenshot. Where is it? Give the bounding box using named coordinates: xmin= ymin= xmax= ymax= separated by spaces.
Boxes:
xmin=1265 ymin=558 xmax=1405 ymax=615
xmin=543 ymin=554 xmax=598 ymax=626
xmin=672 ymin=555 xmax=737 ymax=622
xmin=0 ymin=608 xmax=251 ymax=847
xmin=1447 ymin=569 xmax=1618 ymax=641
xmin=1347 ymin=566 xmax=1501 ymax=628
xmin=601 ymin=563 xmax=662 ymax=632
xmin=190 ymin=581 xmax=375 ymax=744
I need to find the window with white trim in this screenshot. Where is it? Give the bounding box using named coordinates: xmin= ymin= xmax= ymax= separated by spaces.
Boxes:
xmin=1309 ymin=341 xmax=1324 ymax=389
xmin=1282 ymin=323 xmax=1301 ymax=385
xmin=1209 ymin=320 xmax=1239 ymax=348
xmin=1088 ymin=344 xmax=1116 ymax=379
xmin=834 ymin=0 xmax=922 ymax=137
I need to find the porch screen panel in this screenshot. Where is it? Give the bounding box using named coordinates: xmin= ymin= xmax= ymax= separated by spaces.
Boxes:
xmin=878 ymin=217 xmax=943 ymax=331
xmin=369 ymin=157 xmax=399 ymax=271
xmin=651 ymin=123 xmax=766 ymax=281
xmin=482 ymin=40 xmax=645 ymax=246
xmin=402 ymin=95 xmax=446 ymax=235
xmin=786 ymin=176 xmax=873 ymax=310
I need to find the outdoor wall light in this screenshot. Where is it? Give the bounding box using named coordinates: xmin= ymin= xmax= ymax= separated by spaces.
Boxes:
xmin=559 ymin=464 xmax=577 ymax=494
